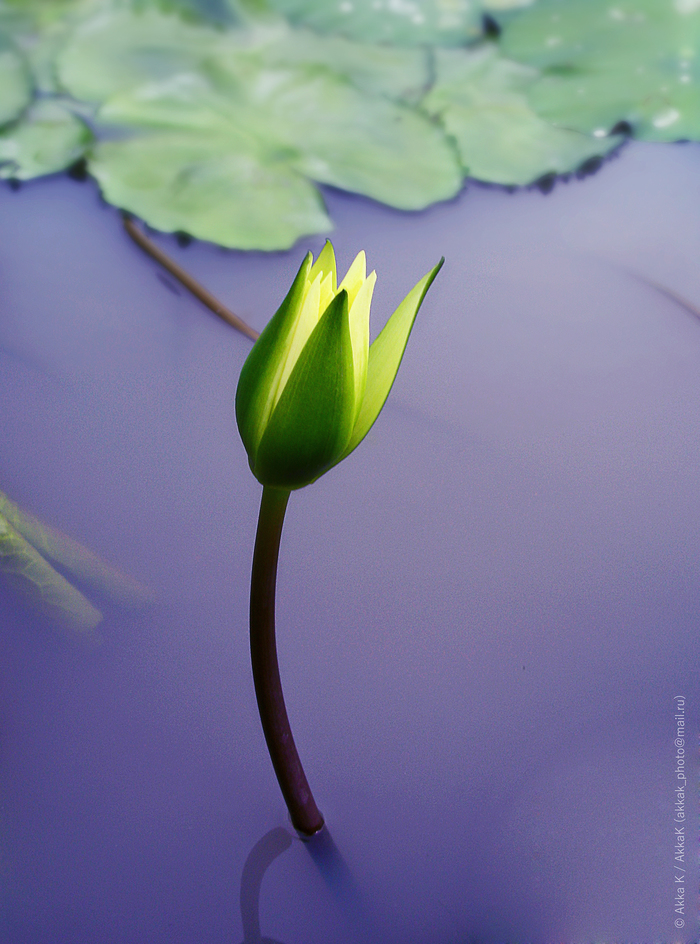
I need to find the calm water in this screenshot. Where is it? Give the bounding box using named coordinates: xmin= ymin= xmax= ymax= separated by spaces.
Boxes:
xmin=1 ymin=141 xmax=699 ymax=943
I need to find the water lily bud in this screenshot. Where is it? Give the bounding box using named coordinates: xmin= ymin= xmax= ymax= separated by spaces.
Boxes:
xmin=236 ymin=242 xmax=443 ymax=491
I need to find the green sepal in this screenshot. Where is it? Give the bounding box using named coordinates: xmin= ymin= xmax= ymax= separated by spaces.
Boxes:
xmin=236 ymin=252 xmax=313 ymax=459
xmin=253 ymin=289 xmax=355 ymax=489
xmin=338 ymin=257 xmax=444 ymax=461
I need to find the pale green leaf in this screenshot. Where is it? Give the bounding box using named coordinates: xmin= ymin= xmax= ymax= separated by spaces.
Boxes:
xmin=0 ymin=0 xmax=108 ymax=94
xmin=86 ymin=50 xmax=460 ymax=246
xmin=501 ymin=0 xmax=700 ymax=142
xmin=263 ymin=0 xmax=484 ymax=46
xmin=260 ymin=68 xmax=462 ymax=210
xmin=90 ymin=130 xmax=333 ymax=250
xmin=422 ymin=45 xmax=621 ymax=185
xmin=0 ymin=33 xmax=31 ymax=125
xmin=252 ymin=24 xmax=430 ymax=100
xmin=0 ymin=99 xmax=91 ymax=179
xmin=56 ymin=5 xmax=226 ymax=102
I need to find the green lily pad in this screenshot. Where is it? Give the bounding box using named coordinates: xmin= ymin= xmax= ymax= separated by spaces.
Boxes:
xmin=89 ymin=64 xmax=461 ymax=248
xmin=56 ymin=4 xmax=229 ymax=102
xmin=57 ymin=6 xmax=428 ymax=103
xmin=256 ymin=25 xmax=429 ymax=100
xmin=58 ymin=4 xmax=460 ymax=249
xmin=0 ymin=98 xmax=91 ymax=179
xmin=262 ymin=0 xmax=484 ymax=46
xmin=92 ymin=128 xmax=333 ymax=251
xmin=0 ymin=0 xmax=106 ymax=94
xmin=501 ymin=0 xmax=700 ymax=141
xmin=0 ymin=33 xmax=31 ymax=125
xmin=421 ymin=45 xmax=622 ymax=185
xmin=482 ymin=0 xmax=534 ymax=9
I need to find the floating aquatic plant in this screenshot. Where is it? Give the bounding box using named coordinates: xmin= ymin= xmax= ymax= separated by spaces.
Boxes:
xmin=500 ymin=0 xmax=700 ymax=141
xmin=0 ymin=0 xmax=653 ymax=249
xmin=421 ymin=43 xmax=621 ymax=185
xmin=236 ymin=242 xmax=442 ymax=832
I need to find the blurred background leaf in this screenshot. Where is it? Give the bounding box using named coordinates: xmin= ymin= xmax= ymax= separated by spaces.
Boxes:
xmin=5 ymin=0 xmax=694 ymax=248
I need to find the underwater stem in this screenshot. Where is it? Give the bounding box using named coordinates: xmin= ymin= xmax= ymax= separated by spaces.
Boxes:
xmin=122 ymin=214 xmax=260 ymax=341
xmin=250 ymin=486 xmax=324 ymax=836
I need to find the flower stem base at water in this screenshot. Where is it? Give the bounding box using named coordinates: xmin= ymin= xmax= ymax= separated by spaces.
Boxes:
xmin=249 ymin=486 xmax=324 ymax=836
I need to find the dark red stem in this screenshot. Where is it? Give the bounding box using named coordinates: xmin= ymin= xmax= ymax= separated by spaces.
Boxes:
xmin=249 ymin=486 xmax=324 ymax=836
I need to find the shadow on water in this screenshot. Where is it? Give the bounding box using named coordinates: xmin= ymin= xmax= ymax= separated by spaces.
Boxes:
xmin=301 ymin=827 xmax=373 ymax=939
xmin=239 ymin=825 xmax=373 ymax=944
xmin=239 ymin=827 xmax=292 ymax=944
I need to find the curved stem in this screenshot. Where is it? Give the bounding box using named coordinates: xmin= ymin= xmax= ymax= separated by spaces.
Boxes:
xmin=250 ymin=486 xmax=324 ymax=836
xmin=122 ymin=214 xmax=260 ymax=342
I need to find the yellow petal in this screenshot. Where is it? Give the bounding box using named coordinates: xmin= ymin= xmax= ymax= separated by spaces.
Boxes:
xmin=272 ymin=272 xmax=323 ymax=410
xmin=338 ymin=251 xmax=367 ymax=308
xmin=348 ymin=270 xmax=375 ymax=410
xmin=308 ymin=240 xmax=337 ymax=293
xmin=318 ymin=270 xmax=335 ymax=315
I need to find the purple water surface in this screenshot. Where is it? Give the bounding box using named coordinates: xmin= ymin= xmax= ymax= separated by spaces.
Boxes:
xmin=1 ymin=141 xmax=699 ymax=943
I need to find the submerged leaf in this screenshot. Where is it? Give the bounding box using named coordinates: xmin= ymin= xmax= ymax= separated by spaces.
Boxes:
xmin=0 ymin=512 xmax=102 ymax=633
xmin=0 ymin=491 xmax=152 ymax=606
xmin=501 ymin=0 xmax=700 ymax=142
xmin=422 ymin=45 xmax=622 ymax=185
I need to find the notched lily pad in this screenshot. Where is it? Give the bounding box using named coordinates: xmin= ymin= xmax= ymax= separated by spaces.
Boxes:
xmin=501 ymin=0 xmax=700 ymax=142
xmin=90 ymin=74 xmax=460 ymax=248
xmin=421 ymin=45 xmax=622 ymax=185
xmin=58 ymin=5 xmax=459 ymax=248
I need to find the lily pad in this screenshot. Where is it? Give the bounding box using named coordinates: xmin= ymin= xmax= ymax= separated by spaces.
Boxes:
xmin=0 ymin=0 xmax=106 ymax=94
xmin=421 ymin=45 xmax=622 ymax=185
xmin=0 ymin=33 xmax=31 ymax=125
xmin=0 ymin=98 xmax=91 ymax=179
xmin=255 ymin=25 xmax=429 ymax=100
xmin=57 ymin=5 xmax=428 ymax=103
xmin=500 ymin=0 xmax=700 ymax=142
xmin=58 ymin=5 xmax=458 ymax=248
xmin=89 ymin=65 xmax=461 ymax=248
xmin=262 ymin=0 xmax=484 ymax=47
xmin=56 ymin=5 xmax=225 ymax=102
